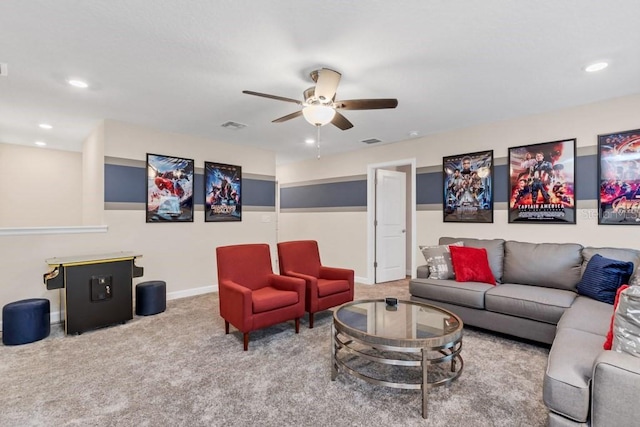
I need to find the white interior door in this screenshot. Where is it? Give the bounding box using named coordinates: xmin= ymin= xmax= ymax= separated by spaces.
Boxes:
xmin=375 ymin=169 xmax=406 ymax=283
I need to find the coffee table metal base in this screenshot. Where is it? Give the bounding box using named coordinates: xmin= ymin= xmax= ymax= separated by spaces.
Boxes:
xmin=331 ymin=323 xmax=463 ymax=419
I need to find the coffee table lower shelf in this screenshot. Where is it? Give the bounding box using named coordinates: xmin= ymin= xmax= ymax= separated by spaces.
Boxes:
xmin=331 ymin=323 xmax=463 ymax=419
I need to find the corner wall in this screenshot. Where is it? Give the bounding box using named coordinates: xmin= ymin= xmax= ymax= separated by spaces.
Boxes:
xmin=0 ymin=143 xmax=82 ymax=227
xmin=82 ymin=121 xmax=105 ymax=225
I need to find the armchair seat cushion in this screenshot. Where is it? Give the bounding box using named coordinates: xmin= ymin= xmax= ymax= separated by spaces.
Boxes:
xmin=252 ymin=287 xmax=299 ymax=314
xmin=317 ymin=279 xmax=350 ymax=297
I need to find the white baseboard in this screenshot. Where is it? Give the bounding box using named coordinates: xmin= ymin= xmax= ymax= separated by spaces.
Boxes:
xmin=167 ymin=285 xmax=217 ymax=300
xmin=356 ymin=276 xmax=373 ymax=285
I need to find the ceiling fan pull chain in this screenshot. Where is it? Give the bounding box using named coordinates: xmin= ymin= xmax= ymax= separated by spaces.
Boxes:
xmin=316 ymin=125 xmax=321 ymax=159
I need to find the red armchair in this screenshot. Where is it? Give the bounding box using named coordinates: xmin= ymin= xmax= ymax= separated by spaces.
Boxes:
xmin=277 ymin=240 xmax=354 ymax=328
xmin=216 ymin=243 xmax=305 ymax=351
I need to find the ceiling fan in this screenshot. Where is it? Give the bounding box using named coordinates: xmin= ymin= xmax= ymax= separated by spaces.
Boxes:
xmin=242 ymin=68 xmax=398 ymax=130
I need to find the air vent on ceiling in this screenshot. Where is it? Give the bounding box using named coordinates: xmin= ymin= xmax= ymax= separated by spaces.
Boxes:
xmin=361 ymin=138 xmax=382 ymax=144
xmin=221 ymin=121 xmax=247 ymax=130
xmin=0 ymin=63 xmax=7 ymax=77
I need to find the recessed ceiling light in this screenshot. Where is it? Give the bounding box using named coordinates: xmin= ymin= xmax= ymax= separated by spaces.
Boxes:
xmin=584 ymin=62 xmax=608 ymax=73
xmin=35 ymin=141 xmax=47 ymax=147
xmin=305 ymin=138 xmax=315 ymax=144
xmin=67 ymin=79 xmax=89 ymax=88
xmin=39 ymin=123 xmax=53 ymax=129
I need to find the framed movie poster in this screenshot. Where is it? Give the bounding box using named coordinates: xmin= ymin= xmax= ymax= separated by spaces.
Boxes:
xmin=204 ymin=162 xmax=242 ymax=222
xmin=598 ymin=128 xmax=640 ymax=224
xmin=443 ymin=150 xmax=493 ymax=223
xmin=508 ymin=139 xmax=576 ymax=224
xmin=146 ymin=153 xmax=194 ymax=222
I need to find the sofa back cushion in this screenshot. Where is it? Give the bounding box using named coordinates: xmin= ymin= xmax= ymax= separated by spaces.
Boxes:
xmin=582 ymin=247 xmax=640 ymax=285
xmin=439 ymin=237 xmax=505 ymax=282
xmin=503 ymin=241 xmax=583 ymax=290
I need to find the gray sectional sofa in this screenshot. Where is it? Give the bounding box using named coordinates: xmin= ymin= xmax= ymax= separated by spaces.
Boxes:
xmin=409 ymin=237 xmax=640 ymax=426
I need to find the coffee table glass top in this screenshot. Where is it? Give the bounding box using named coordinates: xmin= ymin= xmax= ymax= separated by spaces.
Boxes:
xmin=334 ymin=299 xmax=461 ymax=344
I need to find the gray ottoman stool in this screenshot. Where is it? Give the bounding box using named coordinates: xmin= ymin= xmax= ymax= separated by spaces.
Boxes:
xmin=3 ymin=298 xmax=50 ymax=345
xmin=136 ymin=281 xmax=166 ymax=316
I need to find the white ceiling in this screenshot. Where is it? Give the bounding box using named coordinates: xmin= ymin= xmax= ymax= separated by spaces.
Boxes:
xmin=1 ymin=1 xmax=640 ymax=164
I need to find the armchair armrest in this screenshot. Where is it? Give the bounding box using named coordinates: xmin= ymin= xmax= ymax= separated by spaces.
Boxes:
xmin=320 ymin=266 xmax=354 ymax=300
xmin=319 ymin=266 xmax=354 ymax=284
xmin=269 ymin=274 xmax=305 ymax=297
xmin=592 ymin=350 xmax=640 ymax=426
xmin=283 ymin=270 xmax=317 ymax=286
xmin=219 ymin=279 xmax=253 ymax=330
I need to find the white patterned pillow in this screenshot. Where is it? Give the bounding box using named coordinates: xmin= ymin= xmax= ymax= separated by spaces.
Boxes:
xmin=419 ymin=241 xmax=464 ymax=280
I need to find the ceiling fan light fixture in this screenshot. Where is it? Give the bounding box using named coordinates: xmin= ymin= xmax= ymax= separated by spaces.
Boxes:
xmin=302 ymin=105 xmax=336 ymax=126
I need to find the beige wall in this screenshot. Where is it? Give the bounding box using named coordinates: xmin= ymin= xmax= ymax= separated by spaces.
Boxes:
xmin=82 ymin=121 xmax=105 ymax=225
xmin=277 ymin=93 xmax=640 ymax=282
xmin=0 ymin=143 xmax=82 ymax=227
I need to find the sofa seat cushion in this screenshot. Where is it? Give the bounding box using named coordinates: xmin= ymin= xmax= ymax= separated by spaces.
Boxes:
xmin=409 ymin=278 xmax=493 ymax=309
xmin=503 ymin=241 xmax=583 ymax=291
xmin=439 ymin=237 xmax=505 ymax=283
xmin=485 ymin=284 xmax=576 ymax=324
xmin=557 ymin=295 xmax=613 ymax=336
xmin=544 ymin=327 xmax=604 ymax=423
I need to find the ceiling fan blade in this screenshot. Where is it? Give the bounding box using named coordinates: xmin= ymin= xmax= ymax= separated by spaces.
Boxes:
xmin=272 ymin=110 xmax=303 ymax=123
xmin=335 ymin=99 xmax=398 ymax=110
xmin=331 ymin=111 xmax=354 ymax=130
xmin=313 ymin=68 xmax=341 ymax=103
xmin=242 ymin=90 xmax=302 ymax=105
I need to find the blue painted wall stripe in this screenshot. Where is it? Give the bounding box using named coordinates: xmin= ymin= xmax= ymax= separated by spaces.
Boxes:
xmin=494 ymin=164 xmax=508 ymax=203
xmin=576 ymin=154 xmax=598 ymax=201
xmin=105 ymin=164 xmax=146 ymax=203
xmin=105 ymin=164 xmax=275 ymax=206
xmin=241 ymin=178 xmax=276 ymax=207
xmin=280 ymin=181 xmax=367 ymax=209
xmin=416 ymin=171 xmax=442 ymax=205
xmin=280 ymin=153 xmax=599 ymax=209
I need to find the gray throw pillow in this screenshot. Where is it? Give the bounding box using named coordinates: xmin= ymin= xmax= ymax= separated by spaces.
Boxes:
xmin=419 ymin=242 xmax=464 ymax=280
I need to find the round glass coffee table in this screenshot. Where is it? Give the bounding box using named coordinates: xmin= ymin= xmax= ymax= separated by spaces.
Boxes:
xmin=331 ymin=299 xmax=463 ymax=419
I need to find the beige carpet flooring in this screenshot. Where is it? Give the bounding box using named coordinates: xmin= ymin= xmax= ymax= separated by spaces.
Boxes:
xmin=0 ymin=280 xmax=550 ymax=426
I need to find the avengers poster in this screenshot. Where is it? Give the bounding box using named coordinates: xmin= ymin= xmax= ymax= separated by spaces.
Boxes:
xmin=508 ymin=139 xmax=576 ymax=224
xmin=443 ymin=150 xmax=493 ymax=223
xmin=146 ymin=153 xmax=194 ymax=222
xmin=598 ymin=129 xmax=640 ymax=225
xmin=205 ymin=162 xmax=241 ymax=222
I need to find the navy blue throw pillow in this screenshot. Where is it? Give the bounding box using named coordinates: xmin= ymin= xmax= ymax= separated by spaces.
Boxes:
xmin=577 ymin=254 xmax=634 ymax=304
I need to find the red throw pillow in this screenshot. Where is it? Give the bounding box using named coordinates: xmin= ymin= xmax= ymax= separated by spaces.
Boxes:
xmin=603 ymin=284 xmax=630 ymax=350
xmin=449 ymin=246 xmax=496 ymax=285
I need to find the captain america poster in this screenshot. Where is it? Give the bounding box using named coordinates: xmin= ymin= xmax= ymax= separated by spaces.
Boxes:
xmin=508 ymin=139 xmax=576 ymax=223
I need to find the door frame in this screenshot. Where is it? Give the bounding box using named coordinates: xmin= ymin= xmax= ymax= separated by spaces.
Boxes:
xmin=367 ymin=158 xmax=416 ymax=284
